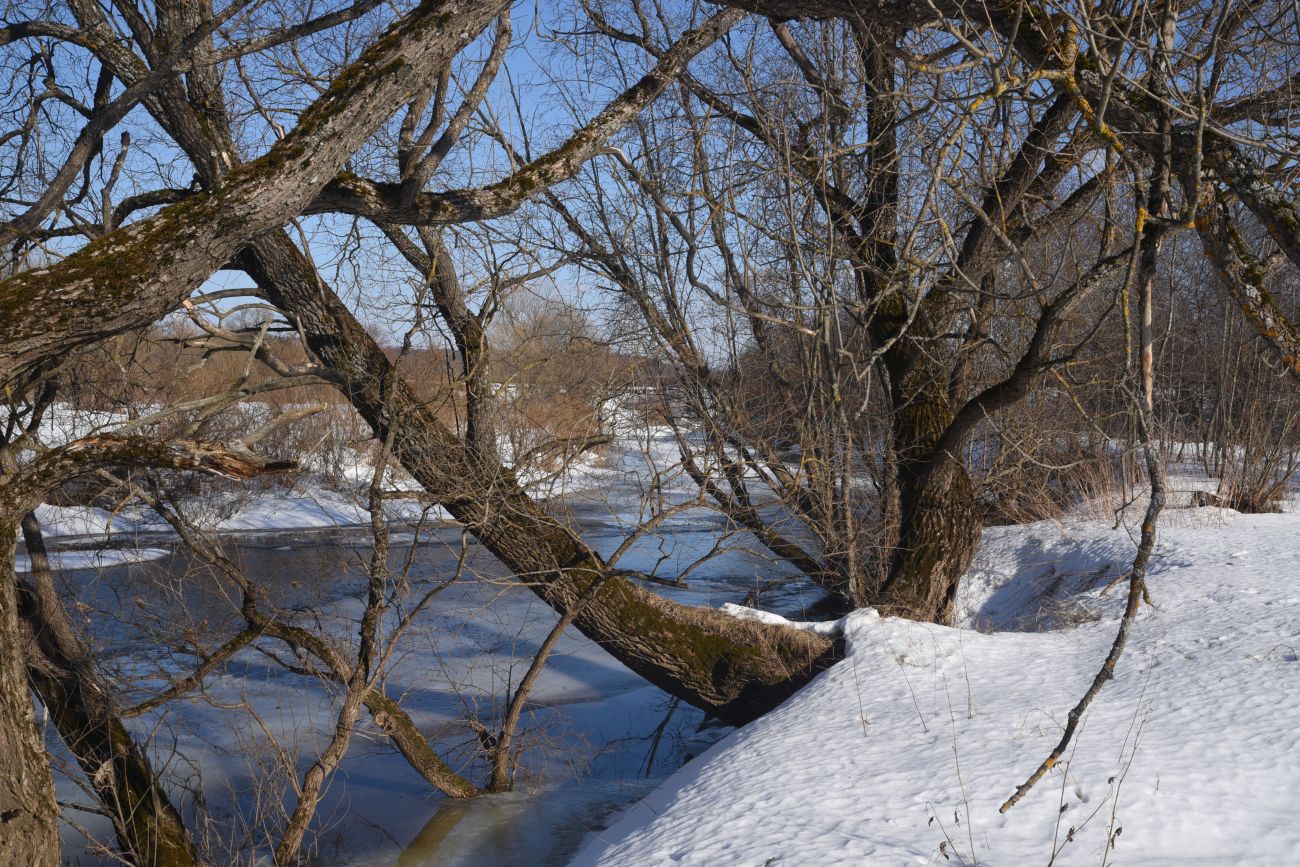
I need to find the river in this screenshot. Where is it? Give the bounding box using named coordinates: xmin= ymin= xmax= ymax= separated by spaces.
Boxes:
xmin=41 ymin=486 xmax=826 ymax=865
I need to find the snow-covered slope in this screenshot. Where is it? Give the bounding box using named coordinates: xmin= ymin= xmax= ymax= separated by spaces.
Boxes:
xmin=572 ymin=509 xmax=1300 ymax=865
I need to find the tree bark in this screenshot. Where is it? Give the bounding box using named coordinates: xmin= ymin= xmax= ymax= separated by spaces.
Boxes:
xmin=875 ymin=357 xmax=981 ymax=623
xmin=240 ymin=236 xmax=836 ymax=726
xmin=0 ymin=0 xmax=504 ymax=389
xmin=18 ymin=513 xmax=196 ymax=867
xmin=0 ymin=521 xmax=59 ymax=867
xmin=378 ymin=224 xmax=500 ymax=460
xmin=854 ymin=24 xmax=982 ymax=623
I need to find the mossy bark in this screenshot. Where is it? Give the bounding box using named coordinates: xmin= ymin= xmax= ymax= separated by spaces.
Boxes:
xmin=867 ymin=286 xmax=979 ymax=624
xmin=241 ymin=235 xmax=836 ymax=726
xmin=874 ymin=357 xmax=980 ymax=623
xmin=0 ymin=0 xmax=504 ymax=389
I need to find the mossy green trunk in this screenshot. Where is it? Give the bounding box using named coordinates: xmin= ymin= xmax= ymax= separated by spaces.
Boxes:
xmin=242 ymin=236 xmax=835 ymax=725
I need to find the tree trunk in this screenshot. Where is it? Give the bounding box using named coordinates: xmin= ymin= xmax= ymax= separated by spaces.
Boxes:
xmin=0 ymin=0 xmax=504 ymax=390
xmin=378 ymin=224 xmax=500 ymax=461
xmin=17 ymin=513 xmax=197 ymax=867
xmin=240 ymin=235 xmax=836 ymax=726
xmin=0 ymin=520 xmax=59 ymax=867
xmin=875 ymin=359 xmax=981 ymax=623
xmin=855 ymin=24 xmax=981 ymax=623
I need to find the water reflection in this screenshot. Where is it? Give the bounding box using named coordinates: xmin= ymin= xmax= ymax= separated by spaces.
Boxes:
xmin=397 ymin=779 xmax=658 ymax=867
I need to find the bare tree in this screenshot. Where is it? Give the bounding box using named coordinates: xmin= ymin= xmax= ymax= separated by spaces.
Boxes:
xmin=553 ymin=3 xmax=1131 ymax=622
xmin=0 ymin=2 xmax=820 ymax=860
xmin=3 ymin=0 xmax=1300 ymax=861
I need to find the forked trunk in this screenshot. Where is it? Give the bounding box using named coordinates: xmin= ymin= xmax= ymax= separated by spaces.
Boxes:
xmin=874 ymin=355 xmax=981 ymax=624
xmin=853 ymin=24 xmax=979 ymax=622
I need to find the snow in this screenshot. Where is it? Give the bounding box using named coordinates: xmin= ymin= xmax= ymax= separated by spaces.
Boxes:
xmin=23 ymin=418 xmax=621 ymax=542
xmin=19 ymin=409 xmax=1300 ymax=863
xmin=28 ymin=490 xmax=447 ymax=539
xmin=12 ymin=401 xmax=625 ymax=545
xmin=572 ymin=508 xmax=1300 ymax=866
xmin=718 ymin=603 xmax=845 ymax=636
xmin=13 ymin=546 xmax=169 ymax=573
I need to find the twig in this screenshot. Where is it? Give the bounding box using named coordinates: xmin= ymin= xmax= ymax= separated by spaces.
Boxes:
xmin=1002 ymin=157 xmax=1169 ymax=813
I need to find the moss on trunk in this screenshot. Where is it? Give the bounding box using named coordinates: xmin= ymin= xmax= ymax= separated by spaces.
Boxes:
xmin=244 ymin=234 xmax=837 ymax=726
xmin=871 ymin=292 xmax=982 ymax=624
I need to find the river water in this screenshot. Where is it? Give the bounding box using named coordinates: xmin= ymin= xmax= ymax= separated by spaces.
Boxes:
xmin=43 ymin=488 xmax=827 ymax=865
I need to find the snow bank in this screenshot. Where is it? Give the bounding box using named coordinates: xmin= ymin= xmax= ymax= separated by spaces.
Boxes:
xmin=13 ymin=547 xmax=169 ymax=573
xmin=21 ymin=415 xmax=630 ymax=541
xmin=29 ymin=489 xmax=450 ymax=540
xmin=573 ymin=511 xmax=1300 ymax=865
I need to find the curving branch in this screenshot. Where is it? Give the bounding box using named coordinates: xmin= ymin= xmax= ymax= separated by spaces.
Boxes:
xmin=1200 ymin=134 xmax=1300 ymax=276
xmin=5 ymin=435 xmax=295 ymax=513
xmin=933 ymin=247 xmax=1134 ymax=460
xmin=307 ymin=9 xmax=743 ymax=224
xmin=1196 ymin=193 xmax=1300 ymax=379
xmin=0 ymin=0 xmax=507 ymax=390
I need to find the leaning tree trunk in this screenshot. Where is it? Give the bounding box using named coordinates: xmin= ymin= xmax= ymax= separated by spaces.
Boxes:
xmin=16 ymin=0 xmax=830 ymax=733
xmin=0 ymin=519 xmax=59 ymax=867
xmin=17 ymin=513 xmax=196 ymax=867
xmin=122 ymin=0 xmax=816 ymax=725
xmin=240 ymin=235 xmax=836 ymax=726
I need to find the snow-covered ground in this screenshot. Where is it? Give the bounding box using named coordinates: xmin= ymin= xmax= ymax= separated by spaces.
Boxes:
xmin=31 ymin=486 xmax=441 ymax=539
xmin=13 ymin=546 xmax=170 ymax=573
xmin=20 ymin=408 xmax=1300 ymax=864
xmin=573 ymin=506 xmax=1300 ymax=866
xmin=27 ymin=459 xmax=618 ymax=544
xmin=15 ymin=402 xmax=616 ymax=549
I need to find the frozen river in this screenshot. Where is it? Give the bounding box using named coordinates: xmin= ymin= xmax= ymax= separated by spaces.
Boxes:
xmin=39 ymin=487 xmax=826 ymax=865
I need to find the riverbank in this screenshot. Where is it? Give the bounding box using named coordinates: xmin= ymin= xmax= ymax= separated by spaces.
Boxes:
xmin=573 ymin=506 xmax=1300 ymax=865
